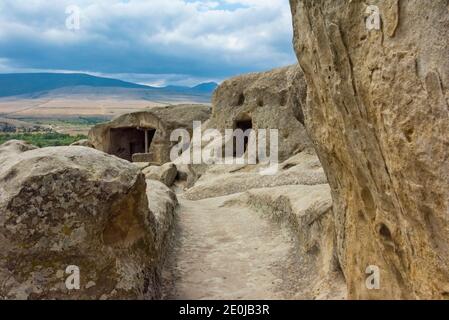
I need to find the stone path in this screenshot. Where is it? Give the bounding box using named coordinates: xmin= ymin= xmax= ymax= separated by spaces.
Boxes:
xmin=162 ymin=193 xmax=308 ymax=300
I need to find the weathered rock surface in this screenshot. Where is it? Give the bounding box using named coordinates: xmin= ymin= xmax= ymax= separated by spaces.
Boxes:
xmin=0 ymin=145 xmax=160 ymax=299
xmin=146 ymin=180 xmax=178 ymax=258
xmin=143 ymin=163 xmax=178 ymax=187
xmin=185 ymin=149 xmax=327 ymax=200
xmin=0 ymin=140 xmax=37 ymax=161
xmin=290 ymin=0 xmax=449 ymax=299
xmin=70 ymin=139 xmax=94 ymax=148
xmin=211 ymin=65 xmax=310 ymax=161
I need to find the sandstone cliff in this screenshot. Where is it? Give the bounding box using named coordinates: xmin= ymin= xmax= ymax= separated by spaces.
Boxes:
xmin=290 ymin=0 xmax=449 ymax=299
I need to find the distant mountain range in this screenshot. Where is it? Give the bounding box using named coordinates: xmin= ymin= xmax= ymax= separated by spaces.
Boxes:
xmin=0 ymin=73 xmax=218 ymax=103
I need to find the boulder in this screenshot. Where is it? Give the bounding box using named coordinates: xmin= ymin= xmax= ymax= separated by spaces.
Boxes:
xmin=143 ymin=163 xmax=178 ymax=187
xmin=0 ymin=146 xmax=160 ymax=300
xmin=290 ymin=0 xmax=449 ymax=299
xmin=133 ymin=162 xmax=152 ymax=170
xmin=146 ymin=180 xmax=178 ymax=256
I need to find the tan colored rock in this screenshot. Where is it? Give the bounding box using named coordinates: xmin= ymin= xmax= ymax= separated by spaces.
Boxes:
xmin=290 ymin=0 xmax=449 ymax=299
xmin=0 ymin=146 xmax=160 ymax=300
xmin=143 ymin=163 xmax=178 ymax=187
xmin=70 ymin=139 xmax=94 ymax=148
xmin=185 ymin=149 xmax=327 ymax=200
xmin=0 ymin=140 xmax=37 ymax=162
xmin=211 ymin=65 xmax=310 ymax=161
xmin=133 ymin=162 xmax=152 ymax=170
xmin=146 ymin=179 xmax=178 ymax=256
xmin=176 ymin=66 xmax=311 ymax=190
xmin=89 ymin=104 xmax=210 ymax=163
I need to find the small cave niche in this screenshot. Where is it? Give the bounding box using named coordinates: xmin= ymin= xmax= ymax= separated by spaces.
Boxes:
xmin=377 ymin=222 xmax=395 ymax=249
xmin=361 ymin=187 xmax=376 ymax=220
xmin=294 ymin=107 xmax=305 ymax=125
xmin=236 ymin=93 xmax=245 ymax=106
xmin=233 ymin=115 xmax=253 ymax=157
xmin=379 ymin=223 xmax=392 ymax=240
xmin=279 ymin=93 xmax=287 ymax=107
xmin=403 ymin=127 xmax=414 ymax=143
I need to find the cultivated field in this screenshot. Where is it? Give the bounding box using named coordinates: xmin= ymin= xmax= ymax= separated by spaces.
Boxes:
xmin=0 ymin=97 xmax=209 ymax=135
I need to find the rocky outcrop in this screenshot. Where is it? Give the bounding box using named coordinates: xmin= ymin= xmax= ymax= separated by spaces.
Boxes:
xmin=0 ymin=140 xmax=38 ymax=161
xmin=0 ymin=145 xmax=161 ymax=299
xmin=211 ymin=65 xmax=310 ymax=161
xmin=290 ymin=0 xmax=449 ymax=299
xmin=185 ymin=149 xmax=326 ymax=200
xmin=70 ymin=139 xmax=94 ymax=148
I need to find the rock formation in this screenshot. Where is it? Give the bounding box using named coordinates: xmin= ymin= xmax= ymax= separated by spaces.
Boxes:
xmin=143 ymin=163 xmax=178 ymax=187
xmin=185 ymin=149 xmax=327 ymax=200
xmin=0 ymin=142 xmax=169 ymax=299
xmin=211 ymin=65 xmax=310 ymax=161
xmin=146 ymin=179 xmax=178 ymax=258
xmin=70 ymin=139 xmax=94 ymax=148
xmin=0 ymin=140 xmax=37 ymax=160
xmin=89 ymin=104 xmax=210 ymax=164
xmin=290 ymin=0 xmax=449 ymax=299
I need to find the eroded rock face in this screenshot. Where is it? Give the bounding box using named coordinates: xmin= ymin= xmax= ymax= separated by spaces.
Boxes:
xmin=0 ymin=146 xmax=160 ymax=299
xmin=211 ymin=65 xmax=311 ymax=161
xmin=290 ymin=0 xmax=449 ymax=299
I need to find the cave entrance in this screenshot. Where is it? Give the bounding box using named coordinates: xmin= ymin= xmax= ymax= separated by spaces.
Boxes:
xmin=233 ymin=117 xmax=253 ymax=157
xmin=110 ymin=127 xmax=156 ymax=161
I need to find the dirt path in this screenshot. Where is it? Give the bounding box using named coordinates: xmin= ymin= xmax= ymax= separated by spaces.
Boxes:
xmin=163 ymin=193 xmax=309 ymax=300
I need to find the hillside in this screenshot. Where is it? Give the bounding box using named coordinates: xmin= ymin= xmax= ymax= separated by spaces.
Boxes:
xmin=0 ymin=73 xmax=218 ymax=102
xmin=0 ymin=117 xmax=50 ymax=133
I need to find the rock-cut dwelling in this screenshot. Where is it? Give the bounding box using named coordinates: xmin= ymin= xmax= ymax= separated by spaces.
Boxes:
xmin=88 ymin=104 xmax=211 ymax=164
xmin=210 ymin=64 xmax=311 ymax=161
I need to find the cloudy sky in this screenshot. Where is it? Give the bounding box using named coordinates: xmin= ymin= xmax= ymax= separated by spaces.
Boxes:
xmin=0 ymin=0 xmax=296 ymax=86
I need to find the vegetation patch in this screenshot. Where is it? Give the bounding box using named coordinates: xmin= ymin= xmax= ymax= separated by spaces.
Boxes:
xmin=0 ymin=133 xmax=87 ymax=148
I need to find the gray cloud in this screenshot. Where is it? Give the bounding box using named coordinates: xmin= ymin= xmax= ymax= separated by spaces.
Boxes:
xmin=0 ymin=0 xmax=296 ymax=86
